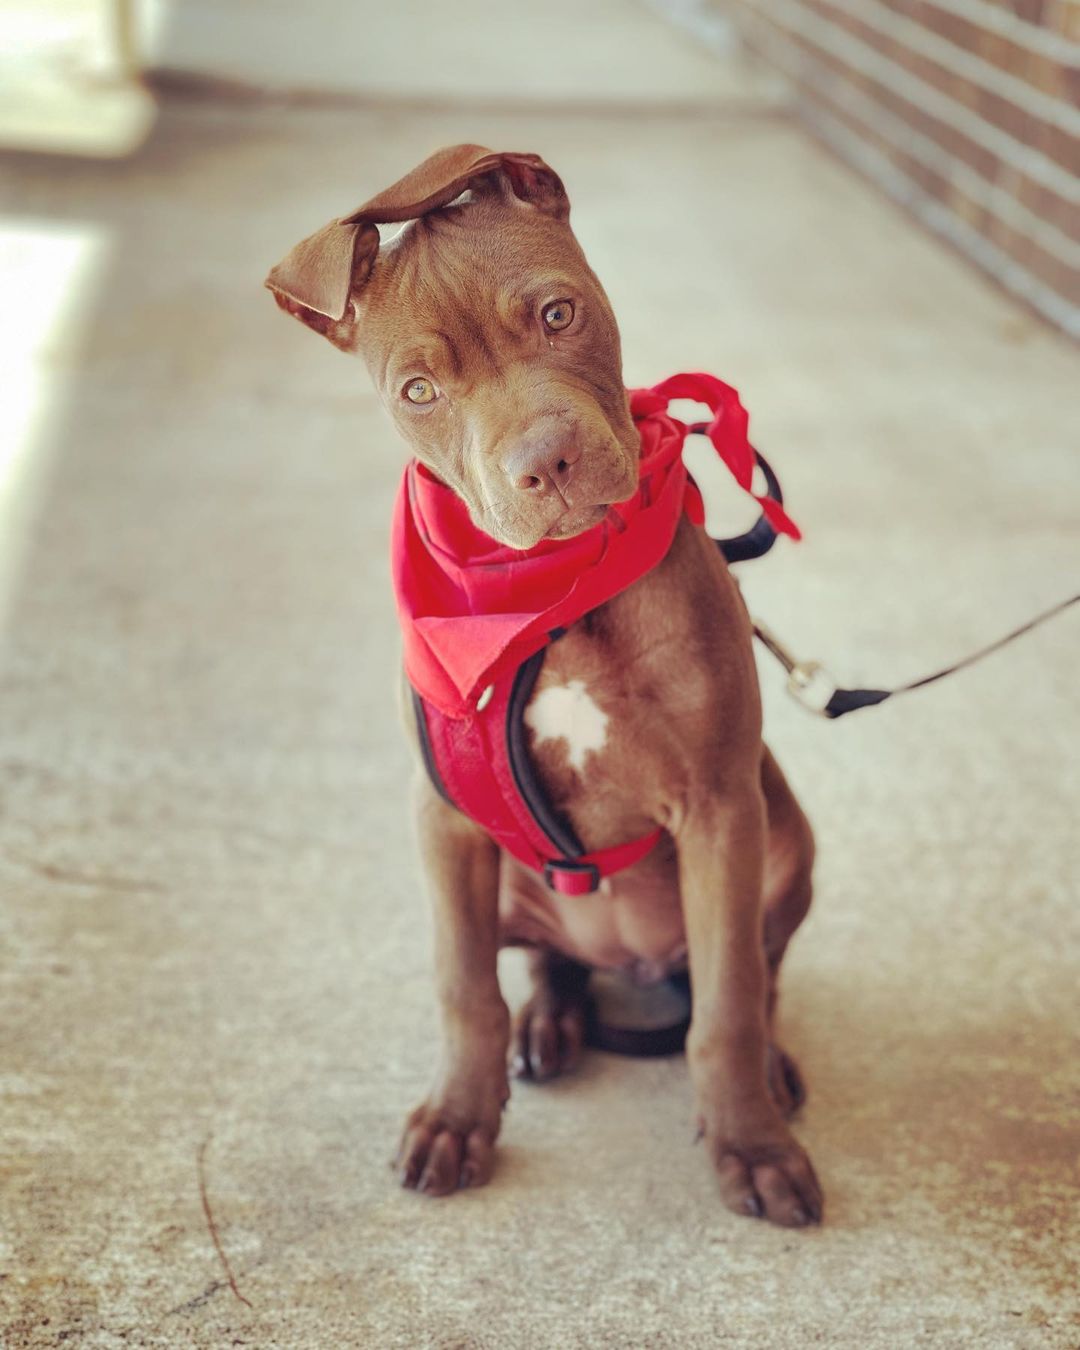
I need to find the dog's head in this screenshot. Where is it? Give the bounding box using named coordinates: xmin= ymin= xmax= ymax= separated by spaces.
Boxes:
xmin=265 ymin=145 xmax=640 ymax=549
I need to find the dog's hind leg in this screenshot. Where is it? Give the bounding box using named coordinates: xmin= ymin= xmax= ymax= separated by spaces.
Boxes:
xmin=760 ymin=746 xmax=815 ymax=1117
xmin=511 ymin=948 xmax=591 ymax=1083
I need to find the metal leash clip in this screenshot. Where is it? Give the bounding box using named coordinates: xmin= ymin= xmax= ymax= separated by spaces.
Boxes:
xmin=751 ymin=619 xmax=837 ymax=717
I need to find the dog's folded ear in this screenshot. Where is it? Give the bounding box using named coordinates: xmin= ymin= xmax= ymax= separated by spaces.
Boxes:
xmin=266 ymin=218 xmax=381 ymax=344
xmin=265 ymin=144 xmax=568 ymax=339
xmin=344 ymin=144 xmax=568 ymax=232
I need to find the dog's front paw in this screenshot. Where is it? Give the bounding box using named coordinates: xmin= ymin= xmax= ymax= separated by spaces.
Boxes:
xmin=707 ymin=1121 xmax=823 ymax=1228
xmin=395 ymin=1090 xmax=504 ymax=1197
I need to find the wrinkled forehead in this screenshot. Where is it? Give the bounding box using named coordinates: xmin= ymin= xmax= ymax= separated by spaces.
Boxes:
xmin=357 ymin=200 xmax=596 ymax=363
xmin=390 ymin=196 xmax=589 ymax=287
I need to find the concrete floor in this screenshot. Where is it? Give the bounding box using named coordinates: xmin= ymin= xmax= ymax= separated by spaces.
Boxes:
xmin=138 ymin=0 xmax=770 ymax=107
xmin=1 ymin=9 xmax=1079 ymax=1349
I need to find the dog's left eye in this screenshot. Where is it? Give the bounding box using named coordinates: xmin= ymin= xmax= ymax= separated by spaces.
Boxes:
xmin=542 ymin=300 xmax=575 ymax=332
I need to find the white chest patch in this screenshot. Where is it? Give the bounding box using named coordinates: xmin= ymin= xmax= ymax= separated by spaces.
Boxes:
xmin=525 ymin=679 xmax=609 ymax=774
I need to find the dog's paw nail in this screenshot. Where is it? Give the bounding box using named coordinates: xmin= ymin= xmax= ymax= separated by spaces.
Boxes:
xmin=744 ymin=1194 xmax=763 ymax=1218
xmin=790 ymin=1207 xmax=807 ymax=1226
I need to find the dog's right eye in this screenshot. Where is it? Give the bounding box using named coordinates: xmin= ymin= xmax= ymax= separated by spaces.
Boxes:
xmin=403 ymin=377 xmax=438 ymax=405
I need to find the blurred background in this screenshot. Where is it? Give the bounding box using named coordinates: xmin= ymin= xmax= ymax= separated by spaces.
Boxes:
xmin=1 ymin=3 xmax=1077 ymax=1347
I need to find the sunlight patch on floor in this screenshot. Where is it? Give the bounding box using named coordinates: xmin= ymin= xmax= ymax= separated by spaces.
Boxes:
xmin=0 ymin=0 xmax=154 ymax=157
xmin=0 ymin=219 xmax=111 ymax=634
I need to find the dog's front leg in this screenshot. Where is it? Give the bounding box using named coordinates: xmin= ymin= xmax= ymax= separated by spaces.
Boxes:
xmin=396 ymin=774 xmax=510 ymax=1196
xmin=677 ymin=781 xmax=823 ymax=1227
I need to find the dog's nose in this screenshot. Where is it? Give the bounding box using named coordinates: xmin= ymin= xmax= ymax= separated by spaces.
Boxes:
xmin=502 ymin=439 xmax=581 ymax=495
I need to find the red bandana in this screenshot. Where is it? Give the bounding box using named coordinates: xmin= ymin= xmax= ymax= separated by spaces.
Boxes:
xmin=391 ymin=372 xmax=799 ymax=717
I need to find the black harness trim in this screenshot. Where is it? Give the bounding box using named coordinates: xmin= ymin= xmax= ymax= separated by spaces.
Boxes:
xmin=505 ymin=639 xmax=586 ymax=861
xmin=410 ymin=688 xmax=456 ymax=808
xmin=410 ymin=628 xmax=589 ymax=862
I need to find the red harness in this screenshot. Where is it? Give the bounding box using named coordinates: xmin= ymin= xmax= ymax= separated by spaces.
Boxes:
xmin=393 ymin=373 xmax=799 ymax=896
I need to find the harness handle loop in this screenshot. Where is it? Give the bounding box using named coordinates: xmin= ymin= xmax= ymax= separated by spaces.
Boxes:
xmin=637 ymin=373 xmax=801 ymax=544
xmin=687 ymin=423 xmax=786 ymax=564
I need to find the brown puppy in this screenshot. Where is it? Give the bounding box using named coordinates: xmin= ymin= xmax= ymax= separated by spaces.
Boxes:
xmin=267 ymin=145 xmax=822 ymax=1228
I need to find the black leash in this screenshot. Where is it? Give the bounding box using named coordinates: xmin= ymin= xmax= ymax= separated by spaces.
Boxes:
xmin=751 ymin=598 xmax=1080 ymax=718
xmin=689 ymin=426 xmax=1080 ymax=720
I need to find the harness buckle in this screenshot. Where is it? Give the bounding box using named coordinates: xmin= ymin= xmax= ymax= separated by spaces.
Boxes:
xmin=543 ymin=859 xmax=602 ymax=895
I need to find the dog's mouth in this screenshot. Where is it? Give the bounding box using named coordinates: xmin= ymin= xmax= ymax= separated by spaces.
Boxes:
xmin=541 ymin=452 xmax=640 ymax=542
xmin=542 ymin=502 xmax=610 ymax=540
xmin=478 ymin=437 xmax=640 ymax=549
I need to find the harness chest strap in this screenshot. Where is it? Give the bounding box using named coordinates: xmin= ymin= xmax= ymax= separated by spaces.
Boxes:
xmin=412 ymin=642 xmax=664 ymax=897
